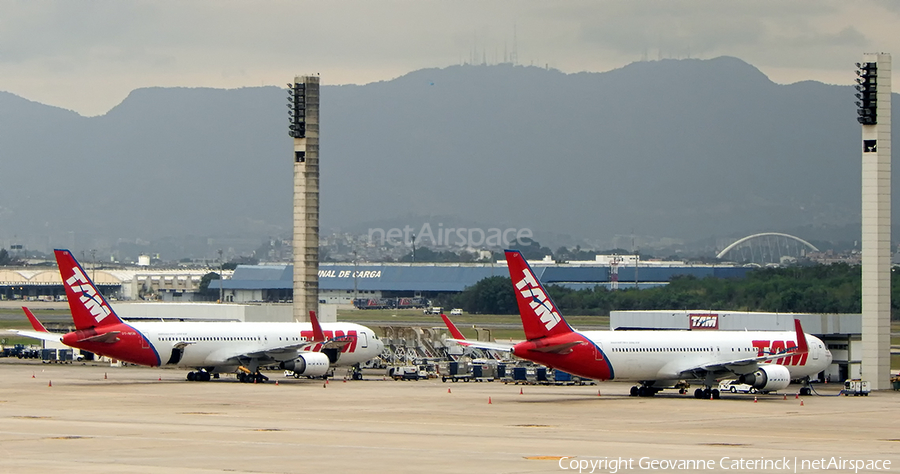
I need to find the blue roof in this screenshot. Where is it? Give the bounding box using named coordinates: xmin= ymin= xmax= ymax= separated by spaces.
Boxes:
xmin=220 ymin=263 xmax=750 ymax=292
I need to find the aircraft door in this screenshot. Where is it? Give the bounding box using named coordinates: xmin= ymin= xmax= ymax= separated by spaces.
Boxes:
xmin=360 ymin=331 xmax=368 ymax=349
xmin=594 ymin=342 xmax=604 ymax=361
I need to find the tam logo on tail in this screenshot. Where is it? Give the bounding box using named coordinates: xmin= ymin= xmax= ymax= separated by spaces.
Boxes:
xmin=514 ymin=268 xmax=561 ymax=331
xmin=65 ymin=266 xmax=113 ymax=324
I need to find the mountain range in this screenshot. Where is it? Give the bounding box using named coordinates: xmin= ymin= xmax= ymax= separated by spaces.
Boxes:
xmin=0 ymin=56 xmax=894 ymax=260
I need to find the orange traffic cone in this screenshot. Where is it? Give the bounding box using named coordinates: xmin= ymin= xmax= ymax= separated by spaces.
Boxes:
xmin=800 ymin=400 xmax=804 ymax=406
xmin=710 ymin=393 xmax=714 ymax=400
xmin=48 ymin=380 xmax=52 ymax=387
xmin=597 ymin=390 xmax=601 ymax=397
xmin=488 ymin=397 xmax=492 ymax=404
xmin=326 ymin=379 xmax=329 ymax=384
xmin=447 ymin=388 xmax=451 ymax=393
xmin=275 ymin=380 xmax=279 ymax=386
xmin=519 ymin=388 xmax=523 ymax=395
xmin=158 ymin=376 xmax=162 ymax=381
xmin=32 ymin=373 xmax=35 ymax=378
xmin=104 ymin=372 xmax=107 ymax=380
xmin=783 ymin=394 xmax=787 ymax=400
xmin=754 ymin=396 xmax=758 ymax=403
xmin=795 ymin=393 xmax=799 ymax=399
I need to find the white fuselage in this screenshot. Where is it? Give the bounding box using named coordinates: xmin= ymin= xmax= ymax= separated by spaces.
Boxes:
xmin=129 ymin=321 xmax=383 ymax=370
xmin=584 ymin=329 xmax=832 ymax=382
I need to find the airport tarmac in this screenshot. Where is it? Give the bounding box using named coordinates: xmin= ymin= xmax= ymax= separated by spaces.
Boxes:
xmin=0 ymin=360 xmax=898 ymax=474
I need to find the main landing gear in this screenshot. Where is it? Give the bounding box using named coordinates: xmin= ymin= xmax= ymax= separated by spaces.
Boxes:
xmin=694 ymin=387 xmax=720 ymax=399
xmin=238 ymin=371 xmax=269 ymax=384
xmin=186 ymin=370 xmax=215 ymax=382
xmin=629 ymin=385 xmax=660 ymax=397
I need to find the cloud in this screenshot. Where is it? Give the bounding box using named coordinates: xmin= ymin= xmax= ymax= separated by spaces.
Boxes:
xmin=0 ymin=0 xmax=897 ymax=115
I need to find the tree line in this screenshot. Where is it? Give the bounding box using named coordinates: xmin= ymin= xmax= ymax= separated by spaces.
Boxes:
xmin=436 ymin=263 xmax=900 ymax=319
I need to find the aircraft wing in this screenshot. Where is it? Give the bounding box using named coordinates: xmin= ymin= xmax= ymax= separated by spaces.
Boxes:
xmin=440 ymin=313 xmax=515 ymax=352
xmin=674 ymin=319 xmax=810 ymax=378
xmin=10 ymin=329 xmax=62 ymax=343
xmin=446 ymin=338 xmax=514 ymax=352
xmin=12 ymin=307 xmax=62 ymax=342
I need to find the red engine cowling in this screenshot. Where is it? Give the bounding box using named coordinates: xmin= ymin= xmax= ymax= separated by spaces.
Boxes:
xmin=740 ymin=365 xmax=791 ymax=391
xmin=280 ymin=352 xmax=330 ymax=376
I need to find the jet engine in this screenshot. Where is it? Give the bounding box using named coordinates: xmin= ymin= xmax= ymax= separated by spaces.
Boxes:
xmin=739 ymin=365 xmax=791 ymax=391
xmin=279 ymin=352 xmax=330 ymax=377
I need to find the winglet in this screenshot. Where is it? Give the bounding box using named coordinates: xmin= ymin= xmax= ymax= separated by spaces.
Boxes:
xmin=440 ymin=314 xmax=466 ymax=340
xmin=22 ymin=307 xmax=49 ymax=332
xmin=54 ymin=249 xmax=124 ymax=330
xmin=794 ymin=319 xmax=809 ymax=353
xmin=309 ymin=310 xmax=326 ymax=343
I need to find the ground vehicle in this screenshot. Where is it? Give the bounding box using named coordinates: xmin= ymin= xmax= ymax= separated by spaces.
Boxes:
xmin=388 ymin=366 xmax=421 ymax=381
xmin=450 ymin=308 xmax=463 ymax=315
xmin=843 ymin=379 xmax=870 ymax=396
xmin=424 ymin=307 xmax=443 ymax=315
xmin=718 ymin=379 xmax=757 ymax=394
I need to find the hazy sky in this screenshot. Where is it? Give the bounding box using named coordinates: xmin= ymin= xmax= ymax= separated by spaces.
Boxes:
xmin=2 ymin=0 xmax=899 ymax=116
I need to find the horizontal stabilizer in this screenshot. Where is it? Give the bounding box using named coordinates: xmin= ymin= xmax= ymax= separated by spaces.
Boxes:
xmin=77 ymin=331 xmax=120 ymax=344
xmin=526 ymin=341 xmax=581 ymax=354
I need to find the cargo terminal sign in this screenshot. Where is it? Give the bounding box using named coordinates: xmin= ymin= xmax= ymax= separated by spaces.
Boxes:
xmin=318 ymin=270 xmax=383 ymax=279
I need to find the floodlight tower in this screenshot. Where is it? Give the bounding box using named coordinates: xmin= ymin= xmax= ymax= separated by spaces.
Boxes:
xmin=288 ymin=76 xmax=320 ymax=323
xmin=857 ymin=53 xmax=891 ymax=389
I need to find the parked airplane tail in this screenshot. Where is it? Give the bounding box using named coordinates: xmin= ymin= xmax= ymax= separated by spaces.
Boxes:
xmin=504 ymin=250 xmax=574 ymax=340
xmin=54 ymin=249 xmax=125 ymax=330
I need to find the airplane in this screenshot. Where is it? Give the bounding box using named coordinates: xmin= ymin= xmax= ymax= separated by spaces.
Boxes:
xmin=14 ymin=249 xmax=385 ymax=383
xmin=442 ymin=249 xmax=833 ymax=399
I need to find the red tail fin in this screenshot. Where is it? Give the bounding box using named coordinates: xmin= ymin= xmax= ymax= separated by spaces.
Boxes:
xmin=794 ymin=319 xmax=809 ymax=353
xmin=504 ymin=250 xmax=573 ymax=340
xmin=55 ymin=249 xmax=123 ymax=330
xmin=309 ymin=310 xmax=326 ymax=342
xmin=440 ymin=314 xmax=466 ymax=340
xmin=22 ymin=307 xmax=49 ymax=332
